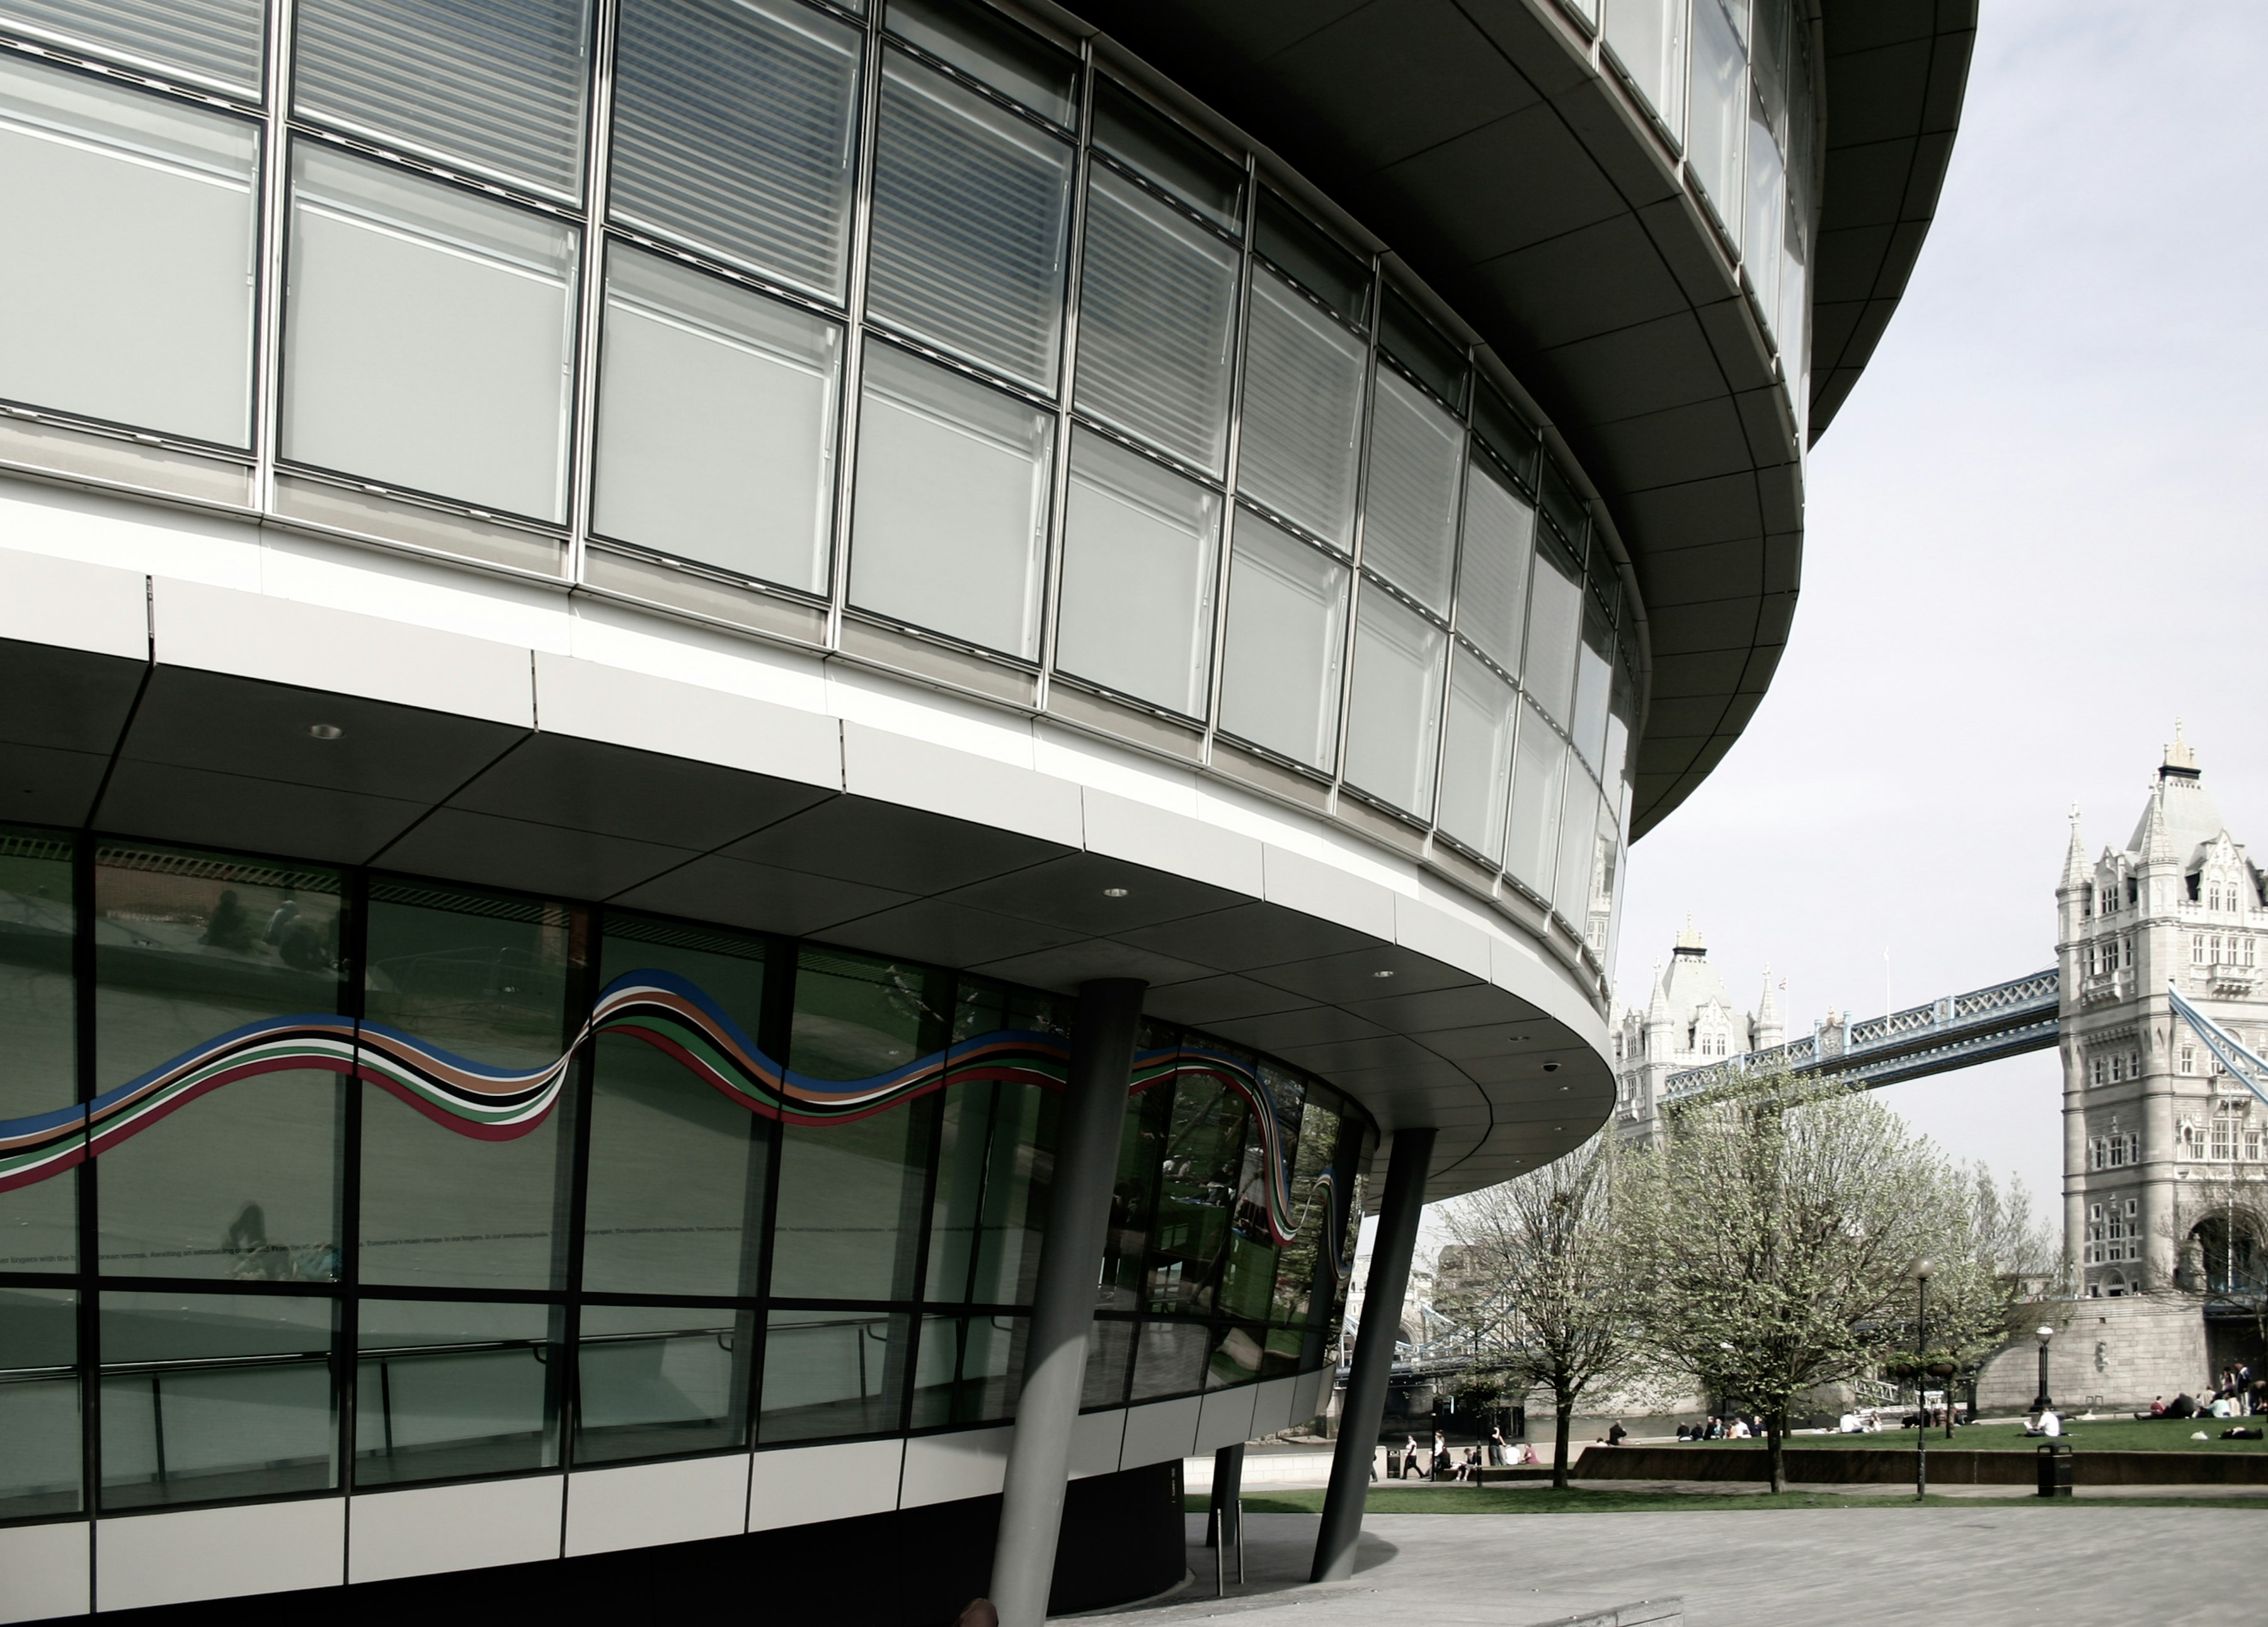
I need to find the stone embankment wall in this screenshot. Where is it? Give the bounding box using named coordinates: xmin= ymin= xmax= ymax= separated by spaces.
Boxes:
xmin=1974 ymin=1296 xmax=2207 ymax=1413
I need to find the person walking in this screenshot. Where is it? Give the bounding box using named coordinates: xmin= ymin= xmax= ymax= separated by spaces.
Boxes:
xmin=1433 ymin=1428 xmax=1447 ymax=1480
xmin=1400 ymin=1435 xmax=1420 ymax=1479
xmin=1489 ymin=1426 xmax=1508 ymax=1466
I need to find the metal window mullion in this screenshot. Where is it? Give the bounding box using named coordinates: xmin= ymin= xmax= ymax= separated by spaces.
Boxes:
xmin=565 ymin=0 xmax=621 ymax=586
xmin=250 ymin=0 xmax=297 ymax=513
xmin=1034 ymin=46 xmax=1095 ymax=705
xmin=826 ymin=18 xmax=888 ymax=649
xmin=1325 ymin=259 xmax=1385 ymax=794
xmin=1196 ymin=155 xmax=1258 ymax=762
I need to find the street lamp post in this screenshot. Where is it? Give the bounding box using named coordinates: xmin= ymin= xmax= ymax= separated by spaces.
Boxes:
xmin=2032 ymin=1325 xmax=2056 ymax=1415
xmin=1912 ymin=1260 xmax=1933 ymax=1500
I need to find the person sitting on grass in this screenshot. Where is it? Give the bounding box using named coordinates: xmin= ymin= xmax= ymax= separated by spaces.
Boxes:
xmin=2024 ymin=1406 xmax=2062 ymax=1437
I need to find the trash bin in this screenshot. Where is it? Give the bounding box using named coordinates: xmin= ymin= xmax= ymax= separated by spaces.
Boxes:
xmin=2036 ymin=1441 xmax=2073 ymax=1498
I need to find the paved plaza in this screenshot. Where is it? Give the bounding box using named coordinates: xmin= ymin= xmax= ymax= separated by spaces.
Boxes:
xmin=1086 ymin=1505 xmax=2263 ymax=1626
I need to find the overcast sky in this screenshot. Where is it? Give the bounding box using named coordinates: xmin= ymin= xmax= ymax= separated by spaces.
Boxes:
xmin=1608 ymin=0 xmax=2268 ymax=1212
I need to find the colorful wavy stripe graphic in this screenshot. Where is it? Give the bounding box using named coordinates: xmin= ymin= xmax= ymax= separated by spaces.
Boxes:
xmin=0 ymin=969 xmax=1351 ymax=1274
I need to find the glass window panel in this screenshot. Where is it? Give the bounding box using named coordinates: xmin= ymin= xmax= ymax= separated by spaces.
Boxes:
xmin=1472 ymin=383 xmax=1538 ymax=489
xmin=1687 ymin=0 xmax=1746 ymax=234
xmin=292 ymin=0 xmax=591 ymax=198
xmin=0 ymin=1287 xmax=79 ymax=1520
xmin=0 ymin=0 xmax=263 ymax=97
xmin=1555 ymin=776 xmax=1604 ymax=925
xmin=1744 ymin=96 xmax=1785 ymax=319
xmin=1572 ymin=605 xmax=1615 ymax=774
xmin=1605 ymin=651 xmax=1638 ymax=802
xmin=1505 ymin=705 xmax=1565 ymax=899
xmin=1253 ymin=190 xmax=1368 ymax=328
xmin=100 ymin=1292 xmax=336 ymax=1510
xmin=1205 ymin=1320 xmax=1264 ymax=1388
xmin=609 ymin=0 xmax=861 ymax=301
xmin=1127 ymin=1318 xmax=1206 ymax=1402
xmin=1098 ymin=1058 xmax=1171 ymax=1313
xmin=1361 ymin=370 xmax=1463 ymax=614
xmin=928 ymin=996 xmax=1060 ymax=1304
xmin=1586 ymin=795 xmax=1624 ymax=964
xmin=1601 ymin=0 xmax=1687 ymax=136
xmin=593 ymin=246 xmax=842 ymax=593
xmin=0 ymin=830 xmax=77 ymax=1271
xmin=1537 ymin=459 xmax=1589 ymax=553
xmin=0 ymin=56 xmax=256 ymax=446
xmin=910 ymin=1311 xmax=1026 ymax=1427
xmin=575 ymin=1304 xmax=753 ymax=1466
xmin=1217 ymin=515 xmax=1349 ymax=771
xmin=355 ymin=1299 xmax=559 ymax=1487
xmin=94 ymin=846 xmax=346 ymax=1282
xmin=1343 ymin=588 xmax=1446 ymax=817
xmin=283 ymin=146 xmax=578 ymax=522
xmin=1092 ymin=79 xmax=1242 ymax=232
xmin=772 ymin=947 xmax=944 ymax=1301
xmin=1454 ymin=455 xmax=1535 ymax=677
xmin=886 ymin=0 xmax=1075 ymax=126
xmin=1055 ymin=431 xmax=1220 ymax=717
xmin=358 ymin=884 xmax=573 ymax=1291
xmin=1437 ymin=651 xmax=1518 ymax=862
xmin=1523 ymin=539 xmax=1584 ymax=729
xmin=867 ymin=54 xmax=1073 ymax=391
xmin=849 ymin=343 xmax=1053 ymax=659
xmin=1237 ymin=273 xmax=1366 ymax=549
xmin=1081 ymin=1315 xmax=1133 ymax=1410
xmin=1379 ymin=290 xmax=1466 ymax=412
xmin=1145 ymin=1068 xmax=1249 ymax=1319
xmin=582 ymin=916 xmax=771 ymax=1298
xmin=759 ymin=1309 xmax=908 ymax=1443
xmin=1073 ymin=165 xmax=1239 ymax=474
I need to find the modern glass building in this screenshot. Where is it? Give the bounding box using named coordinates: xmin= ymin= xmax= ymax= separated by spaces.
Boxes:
xmin=0 ymin=0 xmax=1967 ymax=1619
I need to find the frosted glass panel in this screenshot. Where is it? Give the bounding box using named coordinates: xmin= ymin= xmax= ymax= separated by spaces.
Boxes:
xmin=1523 ymin=543 xmax=1584 ymax=728
xmin=886 ymin=0 xmax=1075 ymax=126
xmin=1506 ymin=706 xmax=1565 ymax=899
xmin=1056 ymin=431 xmax=1220 ymax=717
xmin=610 ymin=0 xmax=861 ymax=301
xmin=1602 ymin=0 xmax=1686 ymax=137
xmin=1361 ymin=370 xmax=1463 ymax=614
xmin=1687 ymin=0 xmax=1746 ymax=231
xmin=1074 ymin=165 xmax=1239 ymax=476
xmin=0 ymin=56 xmax=256 ymax=446
xmin=867 ymin=54 xmax=1073 ymax=391
xmin=1437 ymin=651 xmax=1516 ymax=862
xmin=593 ymin=246 xmax=842 ymax=592
xmin=294 ymin=0 xmax=591 ymax=198
xmin=1572 ymin=608 xmax=1614 ymax=773
xmin=1343 ymin=588 xmax=1446 ymax=816
xmin=1455 ymin=457 xmax=1535 ymax=676
xmin=1218 ymin=515 xmax=1348 ymax=770
xmin=1237 ymin=271 xmax=1365 ymax=549
xmin=284 ymin=146 xmax=576 ymax=522
xmin=1745 ymin=99 xmax=1785 ymax=318
xmin=1555 ymin=777 xmax=1601 ymax=923
xmin=0 ymin=0 xmax=263 ymax=96
xmin=850 ymin=344 xmax=1053 ymax=659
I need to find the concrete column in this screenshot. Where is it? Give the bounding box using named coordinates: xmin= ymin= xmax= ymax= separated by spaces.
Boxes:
xmin=1310 ymin=1125 xmax=1435 ymax=1584
xmin=988 ymin=977 xmax=1145 ymax=1627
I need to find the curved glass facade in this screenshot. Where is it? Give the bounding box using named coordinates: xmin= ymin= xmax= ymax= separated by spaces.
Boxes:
xmin=0 ymin=824 xmax=1372 ymax=1521
xmin=0 ymin=0 xmax=1648 ymax=969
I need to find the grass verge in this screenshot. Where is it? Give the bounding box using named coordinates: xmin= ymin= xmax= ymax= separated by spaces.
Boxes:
xmin=1182 ymin=1486 xmax=2268 ymax=1515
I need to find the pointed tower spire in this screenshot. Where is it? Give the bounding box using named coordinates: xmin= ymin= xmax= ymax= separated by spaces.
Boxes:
xmin=1754 ymin=966 xmax=1784 ymax=1051
xmin=2063 ymin=805 xmax=2088 ymax=889
xmin=2166 ymin=719 xmax=2198 ymax=773
xmin=2140 ymin=779 xmax=2176 ymax=866
xmin=1647 ymin=958 xmax=1670 ymax=1021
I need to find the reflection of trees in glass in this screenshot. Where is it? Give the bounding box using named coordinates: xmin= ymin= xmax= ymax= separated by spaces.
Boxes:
xmin=787 ymin=945 xmax=946 ymax=1079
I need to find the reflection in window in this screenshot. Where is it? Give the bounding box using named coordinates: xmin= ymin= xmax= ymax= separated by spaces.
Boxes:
xmin=1236 ymin=273 xmax=1366 ymax=549
xmin=1128 ymin=1318 xmax=1206 ymax=1402
xmin=1218 ymin=515 xmax=1349 ymax=771
xmin=1082 ymin=1315 xmax=1134 ymax=1410
xmin=1145 ymin=1068 xmax=1249 ymax=1319
xmin=1523 ymin=537 xmax=1584 ymax=729
xmin=1099 ymin=1075 xmax=1169 ymax=1313
xmin=1343 ymin=588 xmax=1447 ymax=818
xmin=1744 ymin=93 xmax=1785 ymax=320
xmin=1505 ymin=706 xmax=1566 ymax=900
xmin=101 ymin=1291 xmax=336 ymax=1510
xmin=1453 ymin=456 xmax=1535 ymax=679
xmin=576 ymin=1304 xmax=753 ymax=1466
xmin=94 ymin=845 xmax=345 ymax=1281
xmin=1601 ymin=0 xmax=1687 ymax=135
xmin=1572 ymin=606 xmax=1614 ymax=772
xmin=931 ymin=984 xmax=1064 ymax=1306
xmin=910 ymin=1313 xmax=1025 ymax=1427
xmin=0 ymin=1287 xmax=79 ymax=1520
xmin=760 ymin=1309 xmax=907 ymax=1443
xmin=1555 ymin=779 xmax=1604 ymax=925
xmin=358 ymin=884 xmax=573 ymax=1290
xmin=292 ymin=0 xmax=592 ymax=198
xmin=1074 ymin=165 xmax=1240 ymax=475
xmin=582 ymin=916 xmax=771 ymax=1298
xmin=355 ymin=1298 xmax=558 ymax=1487
xmin=593 ymin=246 xmax=842 ymax=593
xmin=1686 ymin=0 xmax=1746 ymax=230
xmin=866 ymin=54 xmax=1073 ymax=392
xmin=0 ymin=55 xmax=256 ymax=446
xmin=1360 ymin=370 xmax=1464 ymax=614
xmin=282 ymin=145 xmax=578 ymax=522
xmin=1054 ymin=431 xmax=1220 ymax=717
xmin=1437 ymin=652 xmax=1518 ymax=863
xmin=1092 ymin=78 xmax=1243 ymax=233
xmin=849 ymin=343 xmax=1054 ymax=659
xmin=0 ymin=0 xmax=265 ymax=97
xmin=609 ymin=0 xmax=861 ymax=301
xmin=0 ymin=830 xmax=77 ymax=1270
xmin=1205 ymin=1322 xmax=1264 ymax=1389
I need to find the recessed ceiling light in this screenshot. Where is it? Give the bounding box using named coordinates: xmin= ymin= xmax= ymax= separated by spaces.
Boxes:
xmin=1542 ymin=1061 xmax=1560 ymax=1072
xmin=1102 ymin=886 xmax=1130 ymax=898
xmin=307 ymin=724 xmax=343 ymax=740
xmin=1372 ymin=969 xmax=1395 ymax=979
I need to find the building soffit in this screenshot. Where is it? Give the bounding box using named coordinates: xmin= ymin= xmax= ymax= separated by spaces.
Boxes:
xmin=1049 ymin=0 xmax=1973 ymax=840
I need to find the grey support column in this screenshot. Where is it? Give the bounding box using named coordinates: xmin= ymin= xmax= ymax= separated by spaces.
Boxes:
xmin=1310 ymin=1125 xmax=1435 ymax=1584
xmin=989 ymin=977 xmax=1146 ymax=1627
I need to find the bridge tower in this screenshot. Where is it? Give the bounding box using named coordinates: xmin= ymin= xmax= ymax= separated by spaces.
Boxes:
xmin=1612 ymin=921 xmax=1777 ymax=1145
xmin=2061 ymin=729 xmax=2268 ymax=1310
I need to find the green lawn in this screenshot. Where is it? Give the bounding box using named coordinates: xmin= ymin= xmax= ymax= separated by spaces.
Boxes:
xmin=1750 ymin=1417 xmax=2268 ymax=1454
xmin=1183 ymin=1486 xmax=2268 ymax=1516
